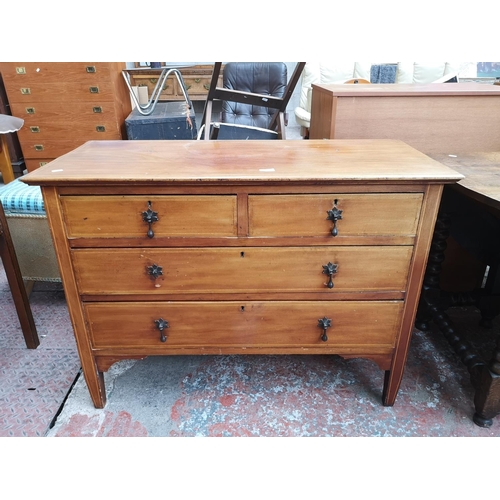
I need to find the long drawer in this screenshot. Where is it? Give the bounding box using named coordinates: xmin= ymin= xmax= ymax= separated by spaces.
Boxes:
xmin=72 ymin=246 xmax=412 ymax=295
xmin=85 ymin=301 xmax=403 ymax=348
xmin=16 ymin=119 xmax=121 ymax=142
xmin=0 ymin=63 xmax=117 ymax=85
xmin=2 ymin=82 xmax=119 ymax=103
xmin=9 ymin=101 xmax=122 ymax=128
xmin=249 ymin=193 xmax=423 ymax=237
xmin=20 ymin=139 xmax=121 ymax=159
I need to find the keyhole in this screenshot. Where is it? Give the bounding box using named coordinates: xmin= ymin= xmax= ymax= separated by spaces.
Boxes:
xmin=241 ymin=251 xmax=245 ymax=257
xmin=241 ymin=306 xmax=245 ymax=311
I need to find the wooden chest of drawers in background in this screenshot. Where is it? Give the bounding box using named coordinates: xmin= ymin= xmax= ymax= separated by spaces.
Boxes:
xmin=0 ymin=62 xmax=131 ymax=172
xmin=127 ymin=64 xmax=224 ymax=102
xmin=22 ymin=139 xmax=462 ymax=409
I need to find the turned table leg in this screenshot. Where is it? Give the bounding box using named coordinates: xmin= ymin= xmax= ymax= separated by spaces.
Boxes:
xmin=473 ymin=335 xmax=500 ymax=427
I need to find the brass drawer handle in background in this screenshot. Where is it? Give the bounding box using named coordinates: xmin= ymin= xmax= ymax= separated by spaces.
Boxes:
xmin=86 ymin=66 xmax=96 ymax=73
xmin=26 ymin=107 xmax=35 ymax=114
xmin=89 ymin=86 xmax=99 ymax=94
xmin=322 ymin=262 xmax=338 ymax=288
xmin=20 ymin=88 xmax=31 ymax=95
xmin=34 ymin=145 xmax=44 ymax=151
xmin=318 ymin=317 xmax=332 ymax=342
xmin=30 ymin=126 xmax=40 ymax=133
xmin=147 ymin=264 xmax=163 ymax=279
xmin=95 ymin=125 xmax=106 ymax=132
xmin=155 ymin=318 xmax=169 ymax=342
xmin=326 ymin=199 xmax=343 ymax=236
xmin=142 ymin=201 xmax=159 ymax=238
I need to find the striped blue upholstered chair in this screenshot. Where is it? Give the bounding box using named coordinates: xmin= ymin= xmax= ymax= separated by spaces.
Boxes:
xmin=0 ymin=178 xmax=60 ymax=283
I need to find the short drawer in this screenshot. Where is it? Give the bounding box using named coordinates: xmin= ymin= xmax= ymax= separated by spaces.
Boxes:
xmin=248 ymin=193 xmax=423 ymax=237
xmin=61 ymin=195 xmax=238 ymax=238
xmin=85 ymin=300 xmax=403 ymax=348
xmin=72 ymin=246 xmax=412 ymax=295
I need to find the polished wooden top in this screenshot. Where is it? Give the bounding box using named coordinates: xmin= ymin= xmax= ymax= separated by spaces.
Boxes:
xmin=429 ymin=152 xmax=500 ymax=210
xmin=311 ymin=82 xmax=500 ymax=97
xmin=22 ymin=139 xmax=463 ymax=186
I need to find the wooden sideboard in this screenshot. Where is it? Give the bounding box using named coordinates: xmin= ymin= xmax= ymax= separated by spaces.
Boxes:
xmin=309 ymin=83 xmax=500 ymax=154
xmin=0 ymin=62 xmax=131 ymax=172
xmin=126 ymin=64 xmax=224 ymax=102
xmin=22 ymin=139 xmax=462 ymax=409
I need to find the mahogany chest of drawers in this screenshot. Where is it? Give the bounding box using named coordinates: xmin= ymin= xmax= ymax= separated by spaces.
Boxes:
xmin=0 ymin=62 xmax=131 ymax=172
xmin=22 ymin=139 xmax=462 ymax=409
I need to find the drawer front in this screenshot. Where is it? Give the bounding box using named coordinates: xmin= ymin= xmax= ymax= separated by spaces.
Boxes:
xmin=20 ymin=139 xmax=121 ymax=159
xmin=24 ymin=158 xmax=53 ymax=172
xmin=128 ymin=74 xmax=175 ymax=97
xmin=17 ymin=119 xmax=121 ymax=142
xmin=0 ymin=63 xmax=114 ymax=85
xmin=72 ymin=246 xmax=412 ymax=295
xmin=182 ymin=76 xmax=211 ymax=95
xmin=62 ymin=195 xmax=238 ymax=238
xmin=86 ymin=301 xmax=403 ymax=348
xmin=10 ymin=101 xmax=121 ymax=125
xmin=3 ymin=82 xmax=117 ymax=103
xmin=248 ymin=193 xmax=423 ymax=237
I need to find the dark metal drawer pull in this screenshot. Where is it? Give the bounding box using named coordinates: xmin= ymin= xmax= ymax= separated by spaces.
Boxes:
xmin=326 ymin=201 xmax=343 ymax=237
xmin=322 ymin=262 xmax=338 ymax=288
xmin=318 ymin=317 xmax=332 ymax=342
xmin=154 ymin=318 xmax=169 ymax=342
xmin=142 ymin=201 xmax=159 ymax=238
xmin=147 ymin=263 xmax=163 ymax=279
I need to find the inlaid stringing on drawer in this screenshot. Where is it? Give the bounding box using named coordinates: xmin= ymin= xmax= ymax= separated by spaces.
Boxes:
xmin=248 ymin=193 xmax=423 ymax=237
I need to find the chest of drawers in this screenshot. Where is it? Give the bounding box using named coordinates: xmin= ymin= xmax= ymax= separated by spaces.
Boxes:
xmin=0 ymin=62 xmax=131 ymax=172
xmin=22 ymin=139 xmax=462 ymax=409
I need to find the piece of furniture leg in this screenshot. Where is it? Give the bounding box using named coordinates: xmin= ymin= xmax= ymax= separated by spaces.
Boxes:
xmin=0 ymin=201 xmax=39 ymax=348
xmin=473 ymin=336 xmax=500 ymax=427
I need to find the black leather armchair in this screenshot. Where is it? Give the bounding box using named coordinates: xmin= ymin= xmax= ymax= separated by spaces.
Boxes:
xmin=198 ymin=62 xmax=305 ymax=140
xmin=221 ymin=62 xmax=287 ymax=129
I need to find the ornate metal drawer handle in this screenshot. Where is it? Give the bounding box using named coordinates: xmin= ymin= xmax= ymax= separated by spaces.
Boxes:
xmin=154 ymin=318 xmax=169 ymax=342
xmin=322 ymin=262 xmax=338 ymax=288
xmin=326 ymin=201 xmax=343 ymax=237
xmin=147 ymin=263 xmax=163 ymax=279
xmin=318 ymin=317 xmax=332 ymax=342
xmin=142 ymin=201 xmax=159 ymax=238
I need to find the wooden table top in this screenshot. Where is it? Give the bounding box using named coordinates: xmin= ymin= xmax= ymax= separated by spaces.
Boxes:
xmin=21 ymin=139 xmax=463 ymax=187
xmin=311 ymin=82 xmax=500 ymax=97
xmin=429 ymin=152 xmax=500 ymax=210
